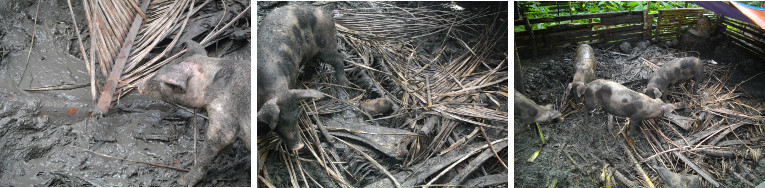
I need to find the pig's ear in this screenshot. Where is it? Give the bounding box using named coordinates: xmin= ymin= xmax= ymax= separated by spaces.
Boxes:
xmin=257 ymin=98 xmax=280 ymax=130
xmin=575 ymin=83 xmax=586 ymax=97
xmin=183 ymin=40 xmax=207 ymax=56
xmin=290 ymin=89 xmax=325 ymax=100
xmin=157 ymin=64 xmax=192 ymax=92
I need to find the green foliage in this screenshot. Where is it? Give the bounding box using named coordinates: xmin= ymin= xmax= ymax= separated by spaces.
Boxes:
xmin=516 ymin=1 xmax=703 ymax=32
xmin=520 ymin=1 xmax=701 ymax=19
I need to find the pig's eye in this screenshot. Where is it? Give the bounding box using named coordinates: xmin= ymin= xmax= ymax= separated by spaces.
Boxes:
xmin=164 ymin=82 xmax=186 ymax=92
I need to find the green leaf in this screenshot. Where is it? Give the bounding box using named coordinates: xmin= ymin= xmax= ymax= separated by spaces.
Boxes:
xmin=634 ymin=4 xmax=645 ymax=11
xmin=589 ymin=7 xmax=598 ymax=13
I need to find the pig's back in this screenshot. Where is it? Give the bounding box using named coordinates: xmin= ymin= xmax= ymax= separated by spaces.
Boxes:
xmin=257 ymin=5 xmax=336 ymax=70
xmin=649 ymin=57 xmax=702 ymax=87
xmin=257 ymin=5 xmax=338 ymax=104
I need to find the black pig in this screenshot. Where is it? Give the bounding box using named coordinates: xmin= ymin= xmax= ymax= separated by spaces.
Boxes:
xmin=515 ymin=90 xmax=562 ymax=124
xmin=257 ymin=5 xmax=349 ymax=151
xmin=584 ymin=79 xmax=675 ymax=134
xmin=644 ymin=57 xmax=703 ymax=100
xmin=139 ymin=40 xmax=250 ymax=186
xmin=566 ymin=44 xmax=597 ymax=104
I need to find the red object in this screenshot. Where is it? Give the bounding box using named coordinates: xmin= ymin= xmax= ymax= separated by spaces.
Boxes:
xmin=68 ymin=108 xmax=79 ymax=114
xmin=732 ymin=2 xmax=765 ymax=29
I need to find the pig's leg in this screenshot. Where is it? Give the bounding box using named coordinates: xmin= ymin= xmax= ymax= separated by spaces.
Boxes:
xmin=275 ymin=119 xmax=303 ymax=150
xmin=627 ymin=118 xmax=642 ymax=137
xmin=179 ymin=102 xmax=238 ymax=186
xmin=583 ymin=89 xmax=596 ymax=124
xmin=318 ymin=50 xmax=350 ymax=86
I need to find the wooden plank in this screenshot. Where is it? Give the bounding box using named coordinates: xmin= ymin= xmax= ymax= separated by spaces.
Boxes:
xmin=724 ymin=29 xmax=765 ymax=50
xmin=723 ymin=19 xmax=765 ymax=36
xmin=727 ymin=33 xmax=765 ymax=60
xmin=548 ymin=32 xmax=643 ymax=47
xmin=594 ymin=36 xmax=642 ymax=48
xmin=543 ymin=25 xmax=643 ymax=43
xmin=539 ymin=1 xmax=565 ymax=6
xmin=525 ymin=10 xmax=643 ymax=24
xmin=533 ymin=23 xmax=597 ymax=35
xmin=601 ymin=14 xmax=643 ymax=25
xmin=548 ymin=6 xmax=570 ymax=11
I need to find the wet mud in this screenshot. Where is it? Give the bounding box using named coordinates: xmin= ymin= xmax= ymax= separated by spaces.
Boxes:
xmin=0 ymin=0 xmax=250 ymax=186
xmin=515 ymin=39 xmax=765 ymax=187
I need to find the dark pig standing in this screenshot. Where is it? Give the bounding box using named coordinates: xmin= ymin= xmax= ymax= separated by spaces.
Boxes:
xmin=139 ymin=41 xmax=250 ymax=186
xmin=515 ymin=90 xmax=562 ymax=124
xmin=257 ymin=5 xmax=349 ymax=151
xmin=566 ymin=44 xmax=597 ymax=104
xmin=584 ymin=79 xmax=675 ymax=134
xmin=644 ymin=57 xmax=704 ymax=100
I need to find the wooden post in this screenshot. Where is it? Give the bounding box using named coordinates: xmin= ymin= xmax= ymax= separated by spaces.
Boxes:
xmin=643 ymin=9 xmax=651 ymax=40
xmin=714 ymin=14 xmax=724 ymax=35
xmin=514 ymin=48 xmax=523 ymax=91
xmin=520 ymin=3 xmax=538 ymax=58
xmin=656 ymin=9 xmax=662 ymax=42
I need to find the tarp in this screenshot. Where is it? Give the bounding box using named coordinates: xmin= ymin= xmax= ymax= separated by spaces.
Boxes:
xmin=693 ymin=1 xmax=765 ymax=29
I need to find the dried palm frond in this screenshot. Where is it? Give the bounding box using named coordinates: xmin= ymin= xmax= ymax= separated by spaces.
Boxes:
xmin=334 ymin=2 xmax=508 ymax=166
xmin=83 ymin=0 xmax=250 ymax=113
xmin=86 ymin=0 xmax=197 ymax=113
xmin=334 ymin=2 xmax=484 ymax=42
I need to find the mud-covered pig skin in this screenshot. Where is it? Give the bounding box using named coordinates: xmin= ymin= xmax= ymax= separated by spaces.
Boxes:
xmin=514 ymin=90 xmax=562 ymax=124
xmin=566 ymin=44 xmax=597 ymax=104
xmin=584 ymin=79 xmax=675 ymax=135
xmin=139 ymin=40 xmax=250 ymax=186
xmin=257 ymin=5 xmax=349 ymax=151
xmin=644 ymin=57 xmax=703 ymax=100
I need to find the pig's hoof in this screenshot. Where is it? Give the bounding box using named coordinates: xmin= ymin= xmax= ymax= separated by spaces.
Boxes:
xmin=290 ymin=142 xmax=305 ymax=150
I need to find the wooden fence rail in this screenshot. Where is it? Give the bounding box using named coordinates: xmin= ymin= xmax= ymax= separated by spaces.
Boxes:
xmin=515 ymin=5 xmax=765 ymax=60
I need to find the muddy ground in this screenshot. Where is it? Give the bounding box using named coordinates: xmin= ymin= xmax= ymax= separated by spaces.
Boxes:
xmin=257 ymin=1 xmax=509 ymax=187
xmin=515 ymin=37 xmax=765 ymax=186
xmin=0 ymin=0 xmax=250 ymax=186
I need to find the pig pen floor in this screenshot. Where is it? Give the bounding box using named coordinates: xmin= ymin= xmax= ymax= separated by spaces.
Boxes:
xmin=0 ymin=1 xmax=250 ymax=186
xmin=515 ymin=41 xmax=765 ymax=187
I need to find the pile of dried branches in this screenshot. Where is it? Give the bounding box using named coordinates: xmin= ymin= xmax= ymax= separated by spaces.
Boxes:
xmin=258 ymin=2 xmax=508 ymax=187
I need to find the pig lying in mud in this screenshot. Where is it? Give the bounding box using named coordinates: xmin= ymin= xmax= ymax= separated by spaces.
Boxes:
xmin=566 ymin=44 xmax=597 ymax=104
xmin=584 ymin=79 xmax=675 ymax=135
xmin=257 ymin=5 xmax=349 ymax=151
xmin=514 ymin=90 xmax=562 ymax=124
xmin=644 ymin=57 xmax=704 ymax=100
xmin=139 ymin=40 xmax=250 ymax=186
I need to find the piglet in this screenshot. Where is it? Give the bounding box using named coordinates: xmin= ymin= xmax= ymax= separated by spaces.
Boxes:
xmin=566 ymin=44 xmax=597 ymax=104
xmin=139 ymin=40 xmax=250 ymax=186
xmin=515 ymin=90 xmax=562 ymax=124
xmin=644 ymin=57 xmax=704 ymax=100
xmin=257 ymin=5 xmax=349 ymax=151
xmin=584 ymin=79 xmax=675 ymax=135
